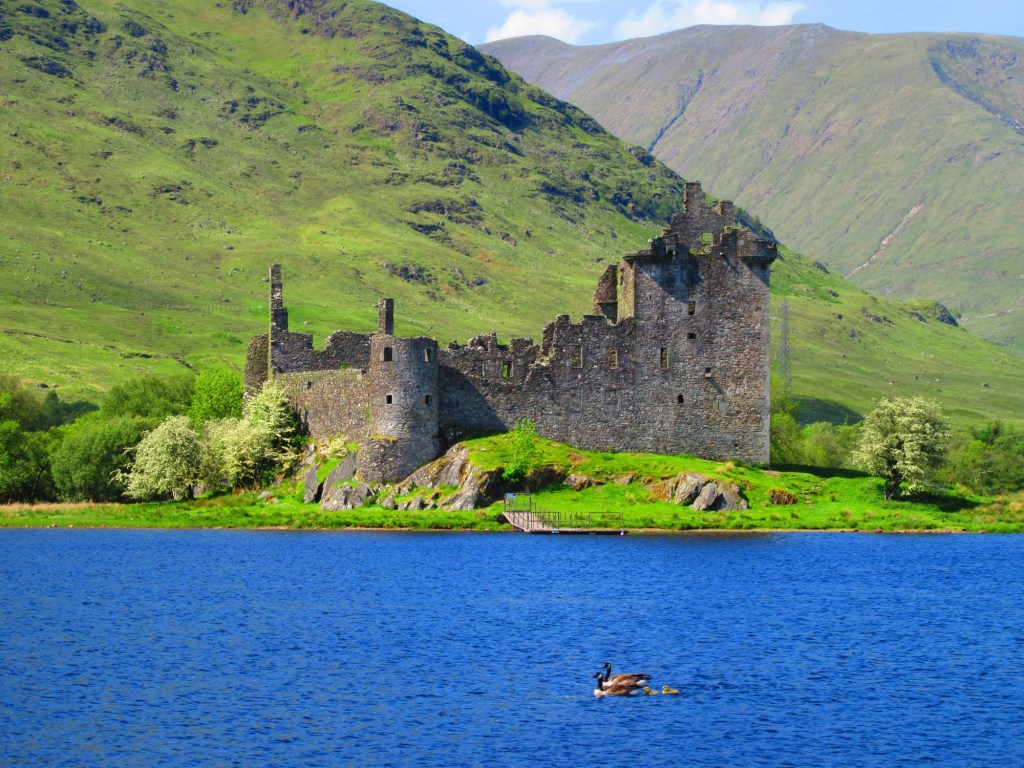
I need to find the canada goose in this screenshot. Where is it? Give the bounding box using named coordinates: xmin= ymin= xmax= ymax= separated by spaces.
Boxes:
xmin=601 ymin=663 xmax=651 ymax=687
xmin=642 ymin=686 xmax=659 ymax=695
xmin=661 ymin=685 xmax=680 ymax=695
xmin=593 ymin=673 xmax=641 ymax=697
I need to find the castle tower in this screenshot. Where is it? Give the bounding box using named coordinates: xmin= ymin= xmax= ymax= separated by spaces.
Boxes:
xmin=269 ymin=264 xmax=288 ymax=332
xmin=357 ymin=299 xmax=441 ymax=483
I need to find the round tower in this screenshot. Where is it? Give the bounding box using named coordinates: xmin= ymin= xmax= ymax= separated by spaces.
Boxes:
xmin=358 ymin=300 xmax=440 ymax=483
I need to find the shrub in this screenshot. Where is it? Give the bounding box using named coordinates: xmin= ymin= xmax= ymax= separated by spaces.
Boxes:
xmin=502 ymin=418 xmax=537 ymax=483
xmin=51 ymin=413 xmax=150 ymax=502
xmin=122 ymin=416 xmax=203 ymax=500
xmin=188 ymin=368 xmax=243 ymax=424
xmin=101 ymin=373 xmax=195 ymax=419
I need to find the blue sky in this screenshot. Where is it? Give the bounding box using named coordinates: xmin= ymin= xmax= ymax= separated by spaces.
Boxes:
xmin=382 ymin=0 xmax=1024 ymax=46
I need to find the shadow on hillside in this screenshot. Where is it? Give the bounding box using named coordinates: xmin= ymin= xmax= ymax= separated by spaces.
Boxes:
xmin=797 ymin=398 xmax=862 ymax=425
xmin=770 ymin=464 xmax=869 ymax=479
xmin=904 ymin=489 xmax=984 ymax=512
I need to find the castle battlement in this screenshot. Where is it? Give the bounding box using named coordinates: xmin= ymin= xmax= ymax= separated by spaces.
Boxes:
xmin=245 ymin=185 xmax=776 ymax=482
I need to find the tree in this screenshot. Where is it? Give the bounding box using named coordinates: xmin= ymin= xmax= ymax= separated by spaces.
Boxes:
xmin=122 ymin=416 xmax=203 ymax=500
xmin=0 ymin=420 xmax=57 ymax=502
xmin=0 ymin=375 xmax=47 ymax=431
xmin=100 ymin=373 xmax=195 ymax=419
xmin=769 ymin=374 xmax=802 ymax=465
xmin=502 ymin=418 xmax=537 ymax=482
xmin=51 ymin=414 xmax=149 ymax=502
xmin=188 ymin=368 xmax=243 ymax=424
xmin=198 ymin=380 xmax=298 ymax=490
xmin=801 ymin=422 xmax=860 ymax=470
xmin=853 ymin=397 xmax=949 ymax=500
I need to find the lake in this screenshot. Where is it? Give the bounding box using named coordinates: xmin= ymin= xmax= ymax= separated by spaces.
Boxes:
xmin=2 ymin=529 xmax=1022 ymax=767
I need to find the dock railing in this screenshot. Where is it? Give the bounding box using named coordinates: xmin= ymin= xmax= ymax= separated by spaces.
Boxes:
xmin=503 ymin=494 xmax=624 ymax=533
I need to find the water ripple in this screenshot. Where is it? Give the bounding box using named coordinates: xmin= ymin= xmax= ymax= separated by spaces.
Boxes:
xmin=2 ymin=530 xmax=1023 ymax=767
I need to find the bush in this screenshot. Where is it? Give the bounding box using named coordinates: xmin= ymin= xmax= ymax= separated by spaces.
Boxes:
xmin=502 ymin=418 xmax=537 ymax=483
xmin=51 ymin=413 xmax=150 ymax=502
xmin=122 ymin=416 xmax=203 ymax=500
xmin=188 ymin=368 xmax=243 ymax=424
xmin=101 ymin=373 xmax=195 ymax=419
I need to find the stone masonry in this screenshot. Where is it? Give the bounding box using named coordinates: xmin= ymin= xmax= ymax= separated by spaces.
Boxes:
xmin=244 ymin=183 xmax=777 ymax=482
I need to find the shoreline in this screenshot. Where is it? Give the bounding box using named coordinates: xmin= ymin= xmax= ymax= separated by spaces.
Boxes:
xmin=0 ymin=523 xmax=992 ymax=534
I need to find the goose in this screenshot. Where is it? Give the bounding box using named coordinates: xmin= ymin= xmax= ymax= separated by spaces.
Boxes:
xmin=601 ymin=663 xmax=651 ymax=687
xmin=642 ymin=686 xmax=659 ymax=695
xmin=661 ymin=685 xmax=680 ymax=695
xmin=593 ymin=673 xmax=641 ymax=697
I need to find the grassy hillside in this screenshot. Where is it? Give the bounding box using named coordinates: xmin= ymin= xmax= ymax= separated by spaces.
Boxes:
xmin=0 ymin=0 xmax=685 ymax=397
xmin=481 ymin=27 xmax=1024 ymax=351
xmin=1 ymin=2 xmax=1023 ymax=430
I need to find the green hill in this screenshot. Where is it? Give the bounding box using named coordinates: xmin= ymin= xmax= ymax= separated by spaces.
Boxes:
xmin=481 ymin=27 xmax=1024 ymax=351
xmin=1 ymin=1 xmax=1023 ymax=430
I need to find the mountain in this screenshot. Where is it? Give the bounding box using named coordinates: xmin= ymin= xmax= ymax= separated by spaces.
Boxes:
xmin=0 ymin=0 xmax=686 ymax=395
xmin=1 ymin=1 xmax=1022 ymax=428
xmin=480 ymin=26 xmax=1024 ymax=351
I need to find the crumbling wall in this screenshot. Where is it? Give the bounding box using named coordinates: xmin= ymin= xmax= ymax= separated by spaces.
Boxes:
xmin=277 ymin=369 xmax=371 ymax=441
xmin=244 ymin=334 xmax=269 ymax=395
xmin=270 ymin=330 xmax=370 ymax=375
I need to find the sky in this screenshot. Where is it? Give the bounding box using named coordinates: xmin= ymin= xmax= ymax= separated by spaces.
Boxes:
xmin=381 ymin=0 xmax=1024 ymax=46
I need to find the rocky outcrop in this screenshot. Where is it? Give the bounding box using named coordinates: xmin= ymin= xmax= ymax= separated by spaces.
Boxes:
xmin=644 ymin=472 xmax=748 ymax=512
xmin=322 ymin=452 xmax=356 ymax=489
xmin=320 ymin=481 xmax=374 ymax=511
xmin=565 ymin=473 xmax=594 ymax=490
xmin=303 ymin=463 xmax=320 ymax=504
xmin=398 ymin=444 xmax=504 ymax=511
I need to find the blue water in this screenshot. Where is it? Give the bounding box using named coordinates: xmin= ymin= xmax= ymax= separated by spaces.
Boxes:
xmin=2 ymin=530 xmax=1023 ymax=767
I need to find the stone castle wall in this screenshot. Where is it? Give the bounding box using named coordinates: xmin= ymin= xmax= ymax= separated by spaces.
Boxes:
xmin=243 ymin=183 xmax=776 ymax=482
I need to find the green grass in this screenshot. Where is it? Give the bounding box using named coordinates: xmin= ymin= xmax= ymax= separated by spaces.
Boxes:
xmin=6 ymin=433 xmax=1020 ymax=531
xmin=463 ymin=434 xmax=1014 ymax=532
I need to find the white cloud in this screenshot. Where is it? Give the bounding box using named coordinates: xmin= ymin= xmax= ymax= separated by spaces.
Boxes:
xmin=485 ymin=6 xmax=598 ymax=43
xmin=614 ymin=0 xmax=805 ymax=39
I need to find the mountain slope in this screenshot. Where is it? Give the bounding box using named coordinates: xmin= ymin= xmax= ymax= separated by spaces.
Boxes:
xmin=0 ymin=0 xmax=685 ymax=395
xmin=481 ymin=27 xmax=1024 ymax=351
xmin=1 ymin=2 xmax=1022 ymax=429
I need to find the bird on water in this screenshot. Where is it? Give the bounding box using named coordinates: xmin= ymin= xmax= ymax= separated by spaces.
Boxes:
xmin=593 ymin=672 xmax=643 ymax=697
xmin=600 ymin=662 xmax=651 ymax=687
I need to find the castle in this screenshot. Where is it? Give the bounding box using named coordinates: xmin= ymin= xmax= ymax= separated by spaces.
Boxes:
xmin=244 ymin=182 xmax=777 ymax=483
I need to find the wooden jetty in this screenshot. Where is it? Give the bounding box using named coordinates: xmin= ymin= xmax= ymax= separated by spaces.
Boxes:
xmin=502 ymin=494 xmax=626 ymax=535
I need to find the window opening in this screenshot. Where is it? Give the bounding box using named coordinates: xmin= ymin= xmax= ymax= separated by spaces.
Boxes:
xmin=687 ymin=301 xmax=696 ymax=316
xmin=570 ymin=345 xmax=583 ymax=368
xmin=660 ymin=347 xmax=668 ymax=370
xmin=687 ymin=332 xmax=697 ymax=340
xmin=501 ymin=362 xmax=511 ymax=378
xmin=423 ymin=395 xmax=432 ymax=405
xmin=382 ymin=346 xmax=393 ymax=362
xmin=606 ymin=348 xmax=618 ymax=369
xmin=423 ymin=348 xmax=432 ymax=363
xmin=704 ymin=367 xmax=712 ymax=379
xmin=677 ymin=395 xmax=685 ymax=404
xmin=385 ymin=394 xmax=393 ymax=405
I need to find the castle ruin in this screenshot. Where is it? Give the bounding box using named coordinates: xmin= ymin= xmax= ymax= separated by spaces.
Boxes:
xmin=244 ymin=182 xmax=777 ymax=482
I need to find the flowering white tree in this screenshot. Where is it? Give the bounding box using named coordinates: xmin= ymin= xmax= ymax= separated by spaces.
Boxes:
xmin=853 ymin=397 xmax=949 ymax=500
xmin=123 ymin=415 xmax=203 ymax=500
